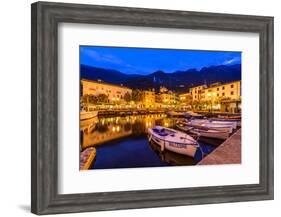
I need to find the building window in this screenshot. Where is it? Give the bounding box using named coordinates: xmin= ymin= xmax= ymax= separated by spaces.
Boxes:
xmin=208 ymin=89 xmax=211 ymax=92
xmin=222 ymin=86 xmax=225 ymax=90
xmin=217 ymin=93 xmax=219 ymax=97
xmin=222 ymin=93 xmax=225 ymax=96
xmin=231 ymin=91 xmax=234 ymax=95
xmin=231 ymin=84 xmax=234 ymax=88
xmin=217 ymin=88 xmax=219 ymax=91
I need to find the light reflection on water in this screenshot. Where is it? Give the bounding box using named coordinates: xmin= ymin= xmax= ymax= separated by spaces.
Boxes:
xmin=80 ymin=114 xmax=217 ymax=169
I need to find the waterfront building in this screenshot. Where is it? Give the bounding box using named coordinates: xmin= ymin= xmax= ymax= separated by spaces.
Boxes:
xmin=179 ymin=92 xmax=192 ymax=109
xmin=81 ymin=79 xmax=132 ymax=104
xmin=179 ymin=93 xmax=192 ymax=102
xmin=158 ymin=91 xmax=177 ymax=104
xmin=142 ymin=90 xmax=156 ymax=108
xmin=189 ymin=85 xmax=207 ymax=101
xmin=190 ymin=81 xmax=241 ymax=113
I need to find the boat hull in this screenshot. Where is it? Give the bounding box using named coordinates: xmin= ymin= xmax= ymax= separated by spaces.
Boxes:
xmin=190 ymin=129 xmax=229 ymax=140
xmin=182 ymin=122 xmax=233 ymax=133
xmin=148 ymin=131 xmax=197 ymax=157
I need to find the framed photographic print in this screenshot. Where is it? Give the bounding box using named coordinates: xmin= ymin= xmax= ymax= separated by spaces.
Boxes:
xmin=31 ymin=1 xmax=274 ymax=215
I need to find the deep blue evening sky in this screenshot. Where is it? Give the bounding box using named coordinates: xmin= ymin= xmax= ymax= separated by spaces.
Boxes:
xmin=80 ymin=46 xmax=241 ymax=75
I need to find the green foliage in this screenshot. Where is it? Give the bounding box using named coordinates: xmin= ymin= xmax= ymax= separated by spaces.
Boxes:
xmin=124 ymin=92 xmax=132 ymax=102
xmin=131 ymin=89 xmax=143 ymax=102
xmin=96 ymin=94 xmax=109 ymax=104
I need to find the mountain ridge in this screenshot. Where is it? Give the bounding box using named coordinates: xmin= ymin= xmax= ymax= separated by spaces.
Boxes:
xmin=80 ymin=64 xmax=241 ymax=93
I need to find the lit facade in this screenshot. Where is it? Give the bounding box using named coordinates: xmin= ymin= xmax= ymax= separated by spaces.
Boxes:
xmin=157 ymin=92 xmax=177 ymax=105
xmin=81 ymin=79 xmax=132 ymax=103
xmin=200 ymin=81 xmax=241 ymax=101
xmin=142 ymin=90 xmax=156 ymax=108
xmin=190 ymin=85 xmax=207 ymax=101
xmin=179 ymin=93 xmax=192 ymax=102
xmin=190 ymin=81 xmax=241 ymax=113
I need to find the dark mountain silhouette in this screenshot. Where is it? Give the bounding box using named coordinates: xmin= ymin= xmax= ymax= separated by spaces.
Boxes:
xmin=80 ymin=64 xmax=140 ymax=84
xmin=80 ymin=64 xmax=241 ymax=92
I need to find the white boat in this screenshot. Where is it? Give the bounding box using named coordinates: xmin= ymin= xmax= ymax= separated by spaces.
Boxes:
xmin=80 ymin=110 xmax=98 ymax=120
xmin=182 ymin=121 xmax=233 ymax=133
xmin=211 ymin=118 xmax=241 ymax=127
xmin=217 ymin=115 xmax=241 ymax=120
xmin=189 ymin=128 xmax=229 ymax=140
xmin=190 ymin=119 xmax=237 ymax=130
xmin=176 ymin=123 xmax=229 ymax=140
xmin=176 ymin=123 xmax=194 ymax=133
xmin=147 ymin=126 xmax=198 ymax=157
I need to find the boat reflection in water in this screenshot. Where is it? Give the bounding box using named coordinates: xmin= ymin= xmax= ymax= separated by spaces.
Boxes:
xmin=148 ymin=140 xmax=195 ymax=166
xmin=80 ymin=114 xmax=218 ymax=170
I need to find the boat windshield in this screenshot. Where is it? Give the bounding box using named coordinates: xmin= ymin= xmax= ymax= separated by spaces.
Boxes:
xmin=153 ymin=128 xmax=174 ymax=137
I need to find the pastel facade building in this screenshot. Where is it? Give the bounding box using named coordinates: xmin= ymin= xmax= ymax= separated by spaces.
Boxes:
xmin=190 ymin=81 xmax=241 ymax=113
xmin=189 ymin=85 xmax=207 ymax=101
xmin=142 ymin=90 xmax=156 ymax=108
xmin=81 ymin=79 xmax=132 ymax=103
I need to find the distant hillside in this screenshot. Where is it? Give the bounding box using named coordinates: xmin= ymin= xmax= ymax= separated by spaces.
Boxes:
xmin=80 ymin=65 xmax=140 ymax=84
xmin=80 ymin=64 xmax=241 ymax=92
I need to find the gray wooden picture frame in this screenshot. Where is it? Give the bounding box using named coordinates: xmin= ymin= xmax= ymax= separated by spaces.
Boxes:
xmin=31 ymin=1 xmax=274 ymax=215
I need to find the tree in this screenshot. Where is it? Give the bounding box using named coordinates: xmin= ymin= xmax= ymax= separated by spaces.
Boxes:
xmin=124 ymin=92 xmax=132 ymax=103
xmin=88 ymin=95 xmax=98 ymax=104
xmin=131 ymin=89 xmax=143 ymax=102
xmin=192 ymin=100 xmax=199 ymax=110
xmin=81 ymin=94 xmax=97 ymax=104
xmin=96 ymin=94 xmax=109 ymax=104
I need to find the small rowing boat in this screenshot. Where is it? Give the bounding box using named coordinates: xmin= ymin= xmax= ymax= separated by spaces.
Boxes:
xmin=147 ymin=126 xmax=199 ymax=157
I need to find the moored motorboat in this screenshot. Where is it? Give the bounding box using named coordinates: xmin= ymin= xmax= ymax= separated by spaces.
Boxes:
xmin=190 ymin=119 xmax=237 ymax=130
xmin=210 ymin=118 xmax=241 ymax=127
xmin=217 ymin=115 xmax=241 ymax=120
xmin=181 ymin=120 xmax=233 ymax=133
xmin=176 ymin=122 xmax=229 ymax=140
xmin=147 ymin=126 xmax=199 ymax=157
xmin=176 ymin=123 xmax=193 ymax=133
xmin=80 ymin=110 xmax=98 ymax=120
xmin=189 ymin=128 xmax=229 ymax=140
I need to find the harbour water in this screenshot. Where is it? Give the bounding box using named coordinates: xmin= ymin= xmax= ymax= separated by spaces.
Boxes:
xmin=80 ymin=114 xmax=219 ymax=170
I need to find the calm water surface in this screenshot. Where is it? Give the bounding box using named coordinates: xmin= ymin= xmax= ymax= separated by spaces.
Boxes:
xmin=80 ymin=114 xmax=218 ymax=169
